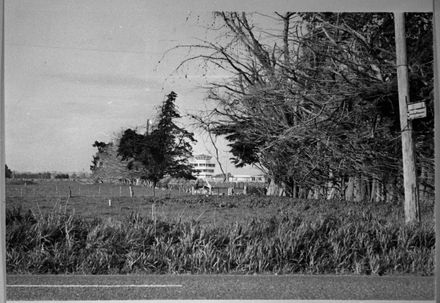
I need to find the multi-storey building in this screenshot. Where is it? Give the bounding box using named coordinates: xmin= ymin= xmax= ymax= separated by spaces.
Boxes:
xmin=190 ymin=154 xmax=216 ymax=179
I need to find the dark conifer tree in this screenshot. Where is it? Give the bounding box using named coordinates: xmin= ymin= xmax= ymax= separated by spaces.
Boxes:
xmin=118 ymin=91 xmax=197 ymax=195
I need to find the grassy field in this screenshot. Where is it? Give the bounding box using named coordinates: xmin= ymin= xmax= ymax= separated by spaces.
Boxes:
xmin=6 ymin=179 xmax=176 ymax=199
xmin=6 ymin=180 xmax=290 ymax=226
xmin=5 ymin=180 xmax=435 ymax=275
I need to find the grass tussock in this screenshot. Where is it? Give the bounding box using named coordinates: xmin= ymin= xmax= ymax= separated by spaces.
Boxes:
xmin=6 ymin=200 xmax=434 ymax=275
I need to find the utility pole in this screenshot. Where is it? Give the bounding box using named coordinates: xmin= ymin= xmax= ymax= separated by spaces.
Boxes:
xmin=146 ymin=119 xmax=150 ymax=135
xmin=394 ymin=12 xmax=420 ymax=224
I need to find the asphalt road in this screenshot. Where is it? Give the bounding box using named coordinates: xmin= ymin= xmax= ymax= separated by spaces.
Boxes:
xmin=6 ymin=274 xmax=434 ymax=301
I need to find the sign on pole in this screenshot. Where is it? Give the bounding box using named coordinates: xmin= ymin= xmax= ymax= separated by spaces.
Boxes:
xmin=407 ymin=101 xmax=427 ymax=120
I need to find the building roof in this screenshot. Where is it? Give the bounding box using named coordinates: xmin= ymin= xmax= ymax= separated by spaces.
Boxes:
xmin=192 ymin=154 xmax=213 ymax=161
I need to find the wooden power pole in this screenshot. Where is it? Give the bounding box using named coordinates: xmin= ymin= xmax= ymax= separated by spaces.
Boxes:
xmin=394 ymin=12 xmax=420 ymax=224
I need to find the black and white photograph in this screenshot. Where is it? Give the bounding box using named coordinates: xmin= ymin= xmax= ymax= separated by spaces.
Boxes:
xmin=1 ymin=0 xmax=437 ymax=301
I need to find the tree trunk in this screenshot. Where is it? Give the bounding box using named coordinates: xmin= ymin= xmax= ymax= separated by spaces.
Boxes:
xmin=266 ymin=178 xmax=279 ymax=196
xmin=385 ymin=176 xmax=398 ymax=203
xmin=311 ymin=185 xmax=325 ymax=200
xmin=313 ymin=186 xmax=320 ymax=200
xmin=340 ymin=177 xmax=346 ymax=200
xmin=292 ymin=181 xmax=297 ymax=198
xmin=418 ymin=166 xmax=430 ymax=202
xmin=418 ymin=167 xmax=426 ymax=202
xmin=326 ymin=172 xmax=337 ymax=200
xmin=353 ymin=177 xmax=361 ymax=202
xmin=345 ymin=176 xmax=355 ymax=201
xmin=352 ymin=175 xmax=367 ymax=202
xmin=364 ymin=177 xmax=371 ymax=202
xmin=327 ymin=185 xmax=337 ymax=200
xmin=370 ymin=178 xmax=385 ymax=203
xmin=307 ymin=188 xmax=314 ymax=200
xmin=298 ymin=187 xmax=307 ymax=199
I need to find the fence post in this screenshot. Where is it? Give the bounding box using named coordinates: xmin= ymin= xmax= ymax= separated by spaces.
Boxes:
xmin=129 ymin=185 xmax=134 ymax=198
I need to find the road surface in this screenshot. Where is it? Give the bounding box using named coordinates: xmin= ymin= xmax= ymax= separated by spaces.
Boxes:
xmin=6 ymin=274 xmax=434 ymax=301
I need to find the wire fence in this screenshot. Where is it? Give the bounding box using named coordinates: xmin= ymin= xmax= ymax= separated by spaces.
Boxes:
xmin=5 ymin=180 xmax=191 ymax=198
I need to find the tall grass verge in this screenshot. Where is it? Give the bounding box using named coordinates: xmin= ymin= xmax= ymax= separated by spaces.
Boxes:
xmin=6 ymin=205 xmax=434 ymax=275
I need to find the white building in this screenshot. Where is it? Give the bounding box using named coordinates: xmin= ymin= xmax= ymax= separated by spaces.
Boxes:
xmin=229 ymin=174 xmax=266 ymax=183
xmin=190 ymin=154 xmax=216 ymax=179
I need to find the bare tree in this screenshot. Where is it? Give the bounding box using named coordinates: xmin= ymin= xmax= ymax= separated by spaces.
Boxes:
xmin=175 ymin=12 xmax=433 ymax=206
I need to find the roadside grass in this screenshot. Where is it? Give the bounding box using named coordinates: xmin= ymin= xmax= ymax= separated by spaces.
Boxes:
xmin=5 ymin=195 xmax=434 ymax=275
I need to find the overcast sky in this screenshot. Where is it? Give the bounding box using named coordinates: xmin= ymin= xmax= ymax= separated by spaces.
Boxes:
xmin=4 ymin=0 xmax=432 ymax=174
xmin=5 ymin=0 xmax=240 ymax=174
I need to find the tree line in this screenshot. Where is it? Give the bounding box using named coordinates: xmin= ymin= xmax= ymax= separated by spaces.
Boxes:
xmin=185 ymin=12 xmax=433 ymax=203
xmin=5 ymin=165 xmax=74 ymax=180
